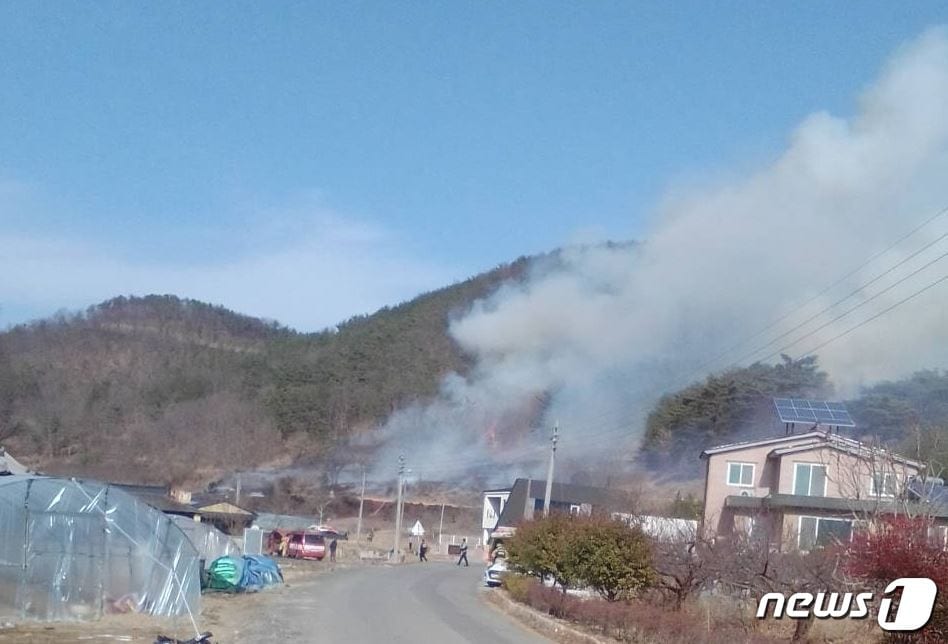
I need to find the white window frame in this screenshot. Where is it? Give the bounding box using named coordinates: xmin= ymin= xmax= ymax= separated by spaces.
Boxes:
xmin=726 ymin=462 xmax=755 ymax=488
xmin=870 ymin=472 xmax=897 ymax=497
xmin=792 ymin=462 xmax=828 ymax=497
xmin=797 ymin=515 xmax=853 ymax=550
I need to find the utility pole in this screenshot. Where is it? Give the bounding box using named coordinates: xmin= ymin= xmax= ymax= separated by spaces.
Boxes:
xmin=543 ymin=422 xmax=558 ymax=516
xmin=234 ymin=472 xmax=241 ymax=507
xmin=438 ymin=502 xmax=445 ymax=547
xmin=356 ymin=466 xmax=366 ymax=543
xmin=392 ymin=455 xmax=406 ymax=562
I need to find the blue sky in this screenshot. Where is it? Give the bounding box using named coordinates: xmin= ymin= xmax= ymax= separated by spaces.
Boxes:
xmin=2 ymin=2 xmax=948 ymax=330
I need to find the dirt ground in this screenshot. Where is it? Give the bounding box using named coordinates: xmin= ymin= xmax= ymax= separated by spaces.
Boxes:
xmin=0 ymin=553 xmax=370 ymax=644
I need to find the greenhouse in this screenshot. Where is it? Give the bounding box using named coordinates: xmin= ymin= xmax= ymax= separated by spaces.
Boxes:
xmin=170 ymin=514 xmax=241 ymax=563
xmin=0 ymin=475 xmax=201 ymax=625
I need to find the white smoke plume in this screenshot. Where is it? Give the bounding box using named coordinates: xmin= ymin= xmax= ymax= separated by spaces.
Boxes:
xmin=379 ymin=28 xmax=948 ymax=483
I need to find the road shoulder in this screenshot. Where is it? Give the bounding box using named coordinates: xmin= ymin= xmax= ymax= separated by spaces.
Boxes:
xmin=482 ymin=588 xmax=607 ymax=644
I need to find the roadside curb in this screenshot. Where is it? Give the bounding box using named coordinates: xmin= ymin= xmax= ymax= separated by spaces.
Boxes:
xmin=482 ymin=589 xmax=608 ymax=644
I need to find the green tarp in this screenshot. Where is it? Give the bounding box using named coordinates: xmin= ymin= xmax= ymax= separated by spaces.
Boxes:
xmin=205 ymin=556 xmax=243 ymax=591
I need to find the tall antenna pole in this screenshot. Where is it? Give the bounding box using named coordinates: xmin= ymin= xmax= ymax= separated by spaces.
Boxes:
xmin=356 ymin=466 xmax=366 ymax=543
xmin=392 ymin=455 xmax=405 ymax=562
xmin=543 ymin=422 xmax=558 ymax=516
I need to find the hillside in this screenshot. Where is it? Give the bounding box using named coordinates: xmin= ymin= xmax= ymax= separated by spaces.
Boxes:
xmin=3 ymin=248 xmax=948 ymax=486
xmin=641 ymin=357 xmax=948 ymax=476
xmin=0 ymin=257 xmax=536 ymax=483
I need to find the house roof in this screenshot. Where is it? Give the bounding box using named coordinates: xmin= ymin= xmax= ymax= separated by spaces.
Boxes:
xmin=109 ymin=483 xmax=200 ymax=516
xmin=702 ymin=431 xmax=924 ymax=470
xmin=700 ymin=432 xmax=825 ymax=457
xmin=768 ymin=435 xmax=924 ymax=469
xmin=196 ymin=501 xmax=253 ymax=516
xmin=496 ymin=478 xmax=632 ymax=528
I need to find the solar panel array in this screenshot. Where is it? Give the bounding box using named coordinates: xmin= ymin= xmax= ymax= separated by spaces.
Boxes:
xmin=773 ymin=398 xmax=856 ymax=428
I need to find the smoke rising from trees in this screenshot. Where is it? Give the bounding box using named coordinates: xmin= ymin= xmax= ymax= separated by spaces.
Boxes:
xmin=378 ymin=28 xmax=948 ymax=481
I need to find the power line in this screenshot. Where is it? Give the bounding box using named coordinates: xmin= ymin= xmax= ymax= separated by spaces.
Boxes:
xmin=729 ymin=230 xmax=948 ymax=367
xmin=382 ymin=204 xmax=948 ymax=469
xmin=754 ymin=246 xmax=948 ymax=364
xmin=525 ymin=205 xmax=948 ymax=441
xmin=578 ymin=269 xmax=948 ymax=449
xmin=691 ymin=205 xmax=948 ymax=374
xmin=797 ymin=271 xmax=948 ymax=360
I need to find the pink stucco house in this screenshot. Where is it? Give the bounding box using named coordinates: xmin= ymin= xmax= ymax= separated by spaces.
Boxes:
xmin=700 ymin=429 xmax=930 ymax=550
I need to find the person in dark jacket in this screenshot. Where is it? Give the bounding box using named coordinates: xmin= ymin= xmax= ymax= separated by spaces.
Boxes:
xmin=418 ymin=539 xmax=428 ymax=562
xmin=456 ymin=538 xmax=468 ymax=567
xmin=329 ymin=538 xmax=337 ymax=562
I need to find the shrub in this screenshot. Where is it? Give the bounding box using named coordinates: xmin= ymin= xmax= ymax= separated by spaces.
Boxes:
xmin=501 ymin=573 xmax=538 ymax=603
xmin=507 ymin=513 xmax=653 ymax=598
xmin=507 ymin=513 xmax=582 ymax=591
xmin=506 ymin=583 xmax=786 ymax=643
xmin=572 ymin=515 xmax=654 ymax=600
xmin=846 ymin=515 xmax=948 ymax=643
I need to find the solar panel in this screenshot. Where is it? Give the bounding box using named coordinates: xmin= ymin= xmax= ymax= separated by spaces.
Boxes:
xmin=773 ymin=398 xmax=856 ymax=428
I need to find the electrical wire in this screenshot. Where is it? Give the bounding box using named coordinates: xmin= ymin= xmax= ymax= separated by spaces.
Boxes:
xmin=691 ymin=204 xmax=948 ymax=374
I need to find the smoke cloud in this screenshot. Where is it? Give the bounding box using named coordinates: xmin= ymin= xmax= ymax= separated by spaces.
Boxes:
xmin=379 ymin=28 xmax=948 ymax=483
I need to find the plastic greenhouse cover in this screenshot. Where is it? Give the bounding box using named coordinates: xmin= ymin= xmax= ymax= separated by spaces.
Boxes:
xmin=170 ymin=514 xmax=241 ymax=563
xmin=0 ymin=475 xmax=201 ymax=633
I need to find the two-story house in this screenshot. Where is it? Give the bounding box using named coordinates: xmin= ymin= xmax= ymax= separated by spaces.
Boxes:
xmin=701 ymin=417 xmax=928 ymax=550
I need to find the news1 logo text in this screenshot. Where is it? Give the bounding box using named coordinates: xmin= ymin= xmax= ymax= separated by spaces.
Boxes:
xmin=757 ymin=578 xmax=938 ymax=632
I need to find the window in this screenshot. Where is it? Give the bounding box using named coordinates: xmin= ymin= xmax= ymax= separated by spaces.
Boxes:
xmin=727 ymin=462 xmax=755 ymax=487
xmin=798 ymin=516 xmax=852 ymax=550
xmin=870 ymin=472 xmax=897 ymax=497
xmin=793 ymin=463 xmax=827 ymax=497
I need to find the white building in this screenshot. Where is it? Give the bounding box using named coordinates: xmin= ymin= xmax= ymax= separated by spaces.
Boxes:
xmin=481 ymin=487 xmax=511 ymax=545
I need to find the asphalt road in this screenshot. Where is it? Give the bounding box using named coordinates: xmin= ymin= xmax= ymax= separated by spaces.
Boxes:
xmin=232 ymin=561 xmax=550 ymax=644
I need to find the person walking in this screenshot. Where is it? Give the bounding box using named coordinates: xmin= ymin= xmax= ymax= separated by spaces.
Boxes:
xmin=456 ymin=538 xmax=468 ymax=567
xmin=419 ymin=539 xmax=428 ymax=562
xmin=329 ymin=538 xmax=337 ymax=562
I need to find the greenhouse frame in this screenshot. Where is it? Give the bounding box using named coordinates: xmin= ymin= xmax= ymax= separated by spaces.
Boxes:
xmin=0 ymin=475 xmax=201 ymax=625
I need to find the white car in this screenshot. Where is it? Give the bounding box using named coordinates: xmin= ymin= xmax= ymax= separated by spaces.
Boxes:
xmin=483 ymin=559 xmax=508 ymax=587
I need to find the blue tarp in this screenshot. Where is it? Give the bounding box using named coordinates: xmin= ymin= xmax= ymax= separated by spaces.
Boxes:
xmin=239 ymin=555 xmax=284 ymax=591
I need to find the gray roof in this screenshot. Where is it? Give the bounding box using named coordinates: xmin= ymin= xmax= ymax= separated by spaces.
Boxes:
xmin=496 ymin=478 xmax=633 ymax=528
xmin=700 ymin=432 xmax=825 ymax=457
xmin=253 ymin=512 xmax=316 ymax=531
xmin=702 ymin=431 xmax=924 ymax=470
xmin=108 ymin=483 xmax=200 ymax=516
xmin=769 ymin=438 xmax=923 ymax=469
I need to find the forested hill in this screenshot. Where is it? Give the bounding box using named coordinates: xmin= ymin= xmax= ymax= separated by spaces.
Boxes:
xmin=2 ymin=250 xmax=948 ymax=485
xmin=641 ymin=357 xmax=948 ymax=475
xmin=0 ymin=256 xmax=535 ymax=483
